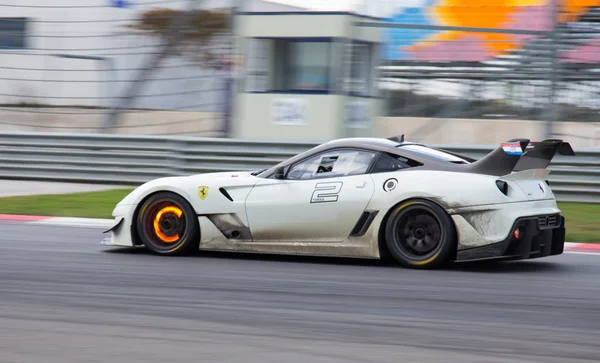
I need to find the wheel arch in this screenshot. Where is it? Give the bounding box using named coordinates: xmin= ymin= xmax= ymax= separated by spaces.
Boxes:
xmin=376 ymin=197 xmax=459 ymax=261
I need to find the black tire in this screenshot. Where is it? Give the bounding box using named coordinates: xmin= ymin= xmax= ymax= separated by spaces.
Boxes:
xmin=384 ymin=199 xmax=456 ymax=269
xmin=135 ymin=192 xmax=200 ymax=256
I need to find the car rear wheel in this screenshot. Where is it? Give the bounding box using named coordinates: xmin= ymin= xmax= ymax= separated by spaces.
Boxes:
xmin=384 ymin=199 xmax=456 ymax=269
xmin=136 ymin=192 xmax=200 ymax=256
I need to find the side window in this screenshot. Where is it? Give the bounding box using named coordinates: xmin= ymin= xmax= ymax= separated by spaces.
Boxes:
xmin=370 ymin=153 xmax=414 ymax=173
xmin=287 ymin=149 xmax=376 ymax=180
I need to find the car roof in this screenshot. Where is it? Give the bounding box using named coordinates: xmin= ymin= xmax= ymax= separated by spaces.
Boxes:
xmin=258 ymin=137 xmax=474 ymax=178
xmin=314 ymin=137 xmax=472 ymax=163
xmin=323 ymin=137 xmax=402 ymax=148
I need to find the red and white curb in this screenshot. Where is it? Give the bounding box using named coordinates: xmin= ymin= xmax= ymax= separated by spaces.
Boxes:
xmin=562 ymin=243 xmax=600 ymax=255
xmin=0 ymin=214 xmax=598 ymax=255
xmin=0 ymin=214 xmax=115 ymax=229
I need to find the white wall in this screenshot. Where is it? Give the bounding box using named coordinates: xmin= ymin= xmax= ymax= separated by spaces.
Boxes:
xmin=375 ymin=117 xmax=600 ymax=149
xmin=0 ymin=0 xmax=302 ymax=112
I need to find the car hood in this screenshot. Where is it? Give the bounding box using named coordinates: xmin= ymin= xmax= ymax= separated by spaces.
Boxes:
xmin=116 ymin=170 xmax=260 ymax=206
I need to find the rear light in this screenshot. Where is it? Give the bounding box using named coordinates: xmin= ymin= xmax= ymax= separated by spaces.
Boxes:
xmin=513 ymin=227 xmax=522 ymax=239
xmin=512 ymin=223 xmax=526 ymax=240
xmin=496 ymin=180 xmax=508 ymax=195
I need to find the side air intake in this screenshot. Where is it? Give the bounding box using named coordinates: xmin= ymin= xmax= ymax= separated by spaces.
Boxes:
xmin=496 ymin=180 xmax=508 ymax=195
xmin=350 ymin=211 xmax=379 ymax=237
xmin=219 ymin=188 xmax=233 ymax=202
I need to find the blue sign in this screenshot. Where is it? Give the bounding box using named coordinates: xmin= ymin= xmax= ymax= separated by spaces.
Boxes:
xmin=110 ymin=0 xmax=133 ymax=8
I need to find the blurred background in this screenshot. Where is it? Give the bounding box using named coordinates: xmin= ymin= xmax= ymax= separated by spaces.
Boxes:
xmin=1 ymin=0 xmax=600 ymax=147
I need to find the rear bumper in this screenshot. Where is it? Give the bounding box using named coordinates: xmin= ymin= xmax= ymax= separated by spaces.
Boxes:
xmin=455 ymin=215 xmax=565 ymax=262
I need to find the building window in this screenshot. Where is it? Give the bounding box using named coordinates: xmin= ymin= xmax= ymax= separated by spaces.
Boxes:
xmin=243 ymin=37 xmax=335 ymax=94
xmin=0 ymin=18 xmax=28 ymax=49
xmin=346 ymin=42 xmax=372 ymax=96
xmin=287 ymin=41 xmax=331 ymax=91
xmin=246 ymin=38 xmax=270 ymax=92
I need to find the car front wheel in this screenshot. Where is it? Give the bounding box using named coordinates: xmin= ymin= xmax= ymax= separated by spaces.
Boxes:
xmin=135 ymin=192 xmax=200 ymax=256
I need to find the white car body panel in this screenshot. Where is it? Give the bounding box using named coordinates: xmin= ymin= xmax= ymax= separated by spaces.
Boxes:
xmin=107 ymin=172 xmax=261 ymax=247
xmin=245 ymin=175 xmax=375 ymax=242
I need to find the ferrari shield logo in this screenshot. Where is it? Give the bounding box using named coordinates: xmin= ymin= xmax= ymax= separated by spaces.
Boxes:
xmin=198 ymin=186 xmax=209 ymax=200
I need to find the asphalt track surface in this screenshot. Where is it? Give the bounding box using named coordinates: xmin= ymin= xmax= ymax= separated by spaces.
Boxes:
xmin=1 ymin=222 xmax=599 ymax=363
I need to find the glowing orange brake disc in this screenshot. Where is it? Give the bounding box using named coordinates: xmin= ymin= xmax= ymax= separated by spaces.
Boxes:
xmin=153 ymin=206 xmax=183 ymax=243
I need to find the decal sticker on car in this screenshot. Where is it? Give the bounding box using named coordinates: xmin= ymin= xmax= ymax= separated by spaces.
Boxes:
xmin=198 ymin=186 xmax=209 ymax=200
xmin=311 ymin=181 xmax=343 ymax=203
xmin=501 ymin=142 xmax=523 ymax=155
xmin=383 ymin=178 xmax=397 ymax=192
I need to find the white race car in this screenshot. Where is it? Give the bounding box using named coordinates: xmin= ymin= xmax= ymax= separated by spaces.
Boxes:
xmin=103 ymin=136 xmax=574 ymax=269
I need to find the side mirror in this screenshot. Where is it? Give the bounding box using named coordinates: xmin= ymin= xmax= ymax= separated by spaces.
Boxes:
xmin=274 ymin=165 xmax=285 ymax=179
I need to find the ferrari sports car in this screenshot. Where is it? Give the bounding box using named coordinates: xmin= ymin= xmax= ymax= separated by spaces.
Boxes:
xmin=102 ymin=136 xmax=574 ymax=269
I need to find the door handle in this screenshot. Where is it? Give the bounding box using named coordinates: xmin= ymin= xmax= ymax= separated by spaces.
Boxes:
xmin=355 ymin=181 xmax=366 ymax=188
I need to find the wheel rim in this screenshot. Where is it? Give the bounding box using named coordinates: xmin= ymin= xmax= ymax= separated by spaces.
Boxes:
xmin=142 ymin=200 xmax=188 ymax=250
xmin=392 ymin=205 xmax=444 ymax=260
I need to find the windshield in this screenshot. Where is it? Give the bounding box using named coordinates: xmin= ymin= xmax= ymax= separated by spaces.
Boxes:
xmin=398 ymin=144 xmax=470 ymax=164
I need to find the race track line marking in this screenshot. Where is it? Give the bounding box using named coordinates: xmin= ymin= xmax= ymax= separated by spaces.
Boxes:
xmin=0 ymin=214 xmax=598 ymax=254
xmin=28 ymin=217 xmax=115 ymax=229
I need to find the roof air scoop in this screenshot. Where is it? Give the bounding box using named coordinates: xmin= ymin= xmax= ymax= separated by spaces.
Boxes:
xmin=387 ymin=134 xmax=405 ymax=143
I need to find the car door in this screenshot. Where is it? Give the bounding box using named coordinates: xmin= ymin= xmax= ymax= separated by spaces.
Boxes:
xmin=244 ymin=148 xmax=377 ymax=243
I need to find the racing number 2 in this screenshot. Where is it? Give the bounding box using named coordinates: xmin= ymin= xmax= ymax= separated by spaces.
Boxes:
xmin=311 ymin=182 xmax=343 ymax=203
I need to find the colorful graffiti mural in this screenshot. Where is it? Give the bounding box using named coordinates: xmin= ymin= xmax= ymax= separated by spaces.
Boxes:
xmin=384 ymin=0 xmax=600 ymax=62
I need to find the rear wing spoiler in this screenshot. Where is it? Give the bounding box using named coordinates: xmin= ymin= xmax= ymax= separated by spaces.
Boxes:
xmin=462 ymin=138 xmax=575 ymax=176
xmin=513 ymin=139 xmax=575 ymax=172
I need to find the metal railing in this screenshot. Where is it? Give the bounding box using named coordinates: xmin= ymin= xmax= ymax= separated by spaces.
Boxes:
xmin=0 ymin=132 xmax=597 ymax=203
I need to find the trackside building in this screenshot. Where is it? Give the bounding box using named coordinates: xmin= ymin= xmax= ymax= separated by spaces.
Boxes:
xmin=232 ymin=11 xmax=384 ymax=141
